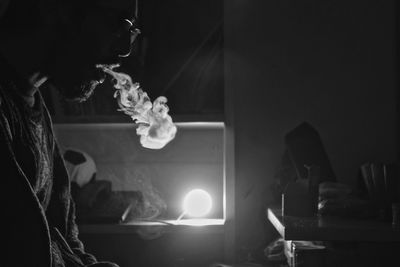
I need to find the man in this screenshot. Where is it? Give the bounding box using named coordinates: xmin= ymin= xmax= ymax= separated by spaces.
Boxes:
xmin=0 ymin=0 xmax=139 ymax=266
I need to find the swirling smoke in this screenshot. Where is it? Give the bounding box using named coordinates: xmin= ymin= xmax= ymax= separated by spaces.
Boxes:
xmin=97 ymin=64 xmax=177 ymax=149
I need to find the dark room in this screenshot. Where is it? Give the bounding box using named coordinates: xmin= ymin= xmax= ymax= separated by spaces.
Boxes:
xmin=0 ymin=0 xmax=399 ymax=266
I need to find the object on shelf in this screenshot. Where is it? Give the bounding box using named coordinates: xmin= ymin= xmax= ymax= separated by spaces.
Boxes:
xmin=284 ymin=122 xmax=336 ymax=183
xmin=360 ymin=162 xmax=400 ymax=221
xmin=318 ymin=196 xmax=376 ymax=219
xmin=282 ymin=165 xmax=321 ymax=217
xmin=319 ymin=181 xmax=352 ymax=200
xmin=283 ymin=179 xmax=316 ymax=217
xmin=318 ymin=181 xmax=376 ymax=219
xmin=75 ymin=186 xmax=144 ymax=224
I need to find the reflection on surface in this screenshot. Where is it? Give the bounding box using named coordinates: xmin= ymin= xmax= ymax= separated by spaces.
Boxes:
xmin=129 ymin=218 xmax=225 ymax=227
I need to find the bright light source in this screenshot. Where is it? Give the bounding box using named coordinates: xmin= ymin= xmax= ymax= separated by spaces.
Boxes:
xmin=182 ymin=189 xmax=212 ymax=218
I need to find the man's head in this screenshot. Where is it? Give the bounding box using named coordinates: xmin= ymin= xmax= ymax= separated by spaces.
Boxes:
xmin=0 ymin=0 xmax=139 ymax=101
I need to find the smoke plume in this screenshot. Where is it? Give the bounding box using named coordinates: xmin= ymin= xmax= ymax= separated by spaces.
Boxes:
xmin=97 ymin=64 xmax=177 ymax=149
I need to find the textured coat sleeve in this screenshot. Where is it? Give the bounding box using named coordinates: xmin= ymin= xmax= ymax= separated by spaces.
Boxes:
xmin=52 ymin=143 xmax=98 ymax=265
xmin=67 ymin=195 xmax=98 ymax=265
xmin=47 ymin=99 xmax=118 ymax=267
xmin=54 ymin=143 xmax=120 ymax=267
xmin=0 ymin=89 xmax=51 ymax=267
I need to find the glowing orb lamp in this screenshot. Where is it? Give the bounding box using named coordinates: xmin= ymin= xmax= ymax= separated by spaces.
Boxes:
xmin=178 ymin=189 xmax=212 ymax=220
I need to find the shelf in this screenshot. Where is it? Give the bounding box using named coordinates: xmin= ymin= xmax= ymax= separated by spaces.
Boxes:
xmin=52 ymin=114 xmax=225 ymax=124
xmin=79 ymin=218 xmax=225 ymax=234
xmin=54 ymin=121 xmax=224 ymax=129
xmin=267 ymin=208 xmax=400 ymax=242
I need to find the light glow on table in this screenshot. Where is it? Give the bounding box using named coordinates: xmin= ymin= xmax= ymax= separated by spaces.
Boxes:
xmin=182 ymin=189 xmax=212 ymax=218
xmin=176 ymin=188 xmax=213 ymax=221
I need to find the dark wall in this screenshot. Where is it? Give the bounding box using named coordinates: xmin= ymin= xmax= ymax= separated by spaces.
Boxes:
xmin=140 ymin=0 xmax=224 ymax=115
xmin=224 ymin=0 xmax=397 ymax=256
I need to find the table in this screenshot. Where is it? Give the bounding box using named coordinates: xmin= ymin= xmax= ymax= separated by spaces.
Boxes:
xmin=267 ymin=208 xmax=400 ymax=242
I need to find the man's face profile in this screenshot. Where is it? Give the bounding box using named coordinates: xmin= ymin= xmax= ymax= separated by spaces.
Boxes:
xmin=41 ymin=0 xmax=136 ymax=102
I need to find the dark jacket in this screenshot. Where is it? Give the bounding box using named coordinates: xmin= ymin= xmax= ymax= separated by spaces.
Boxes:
xmin=0 ymin=62 xmax=98 ymax=266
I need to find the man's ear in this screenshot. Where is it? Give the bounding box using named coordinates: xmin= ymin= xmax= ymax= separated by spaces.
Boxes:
xmin=0 ymin=0 xmax=10 ymax=18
